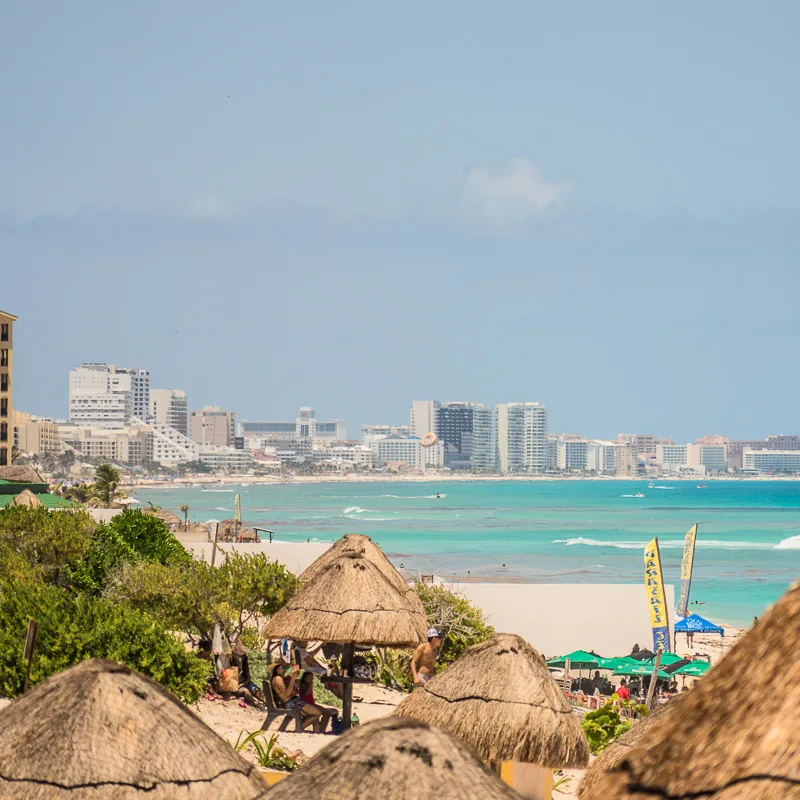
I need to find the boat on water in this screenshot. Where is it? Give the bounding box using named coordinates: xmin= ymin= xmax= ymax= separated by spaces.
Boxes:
xmin=697 ymin=483 xmax=707 ymax=488
xmin=634 ymin=492 xmax=645 ymax=498
xmin=648 ymin=483 xmax=655 ymax=489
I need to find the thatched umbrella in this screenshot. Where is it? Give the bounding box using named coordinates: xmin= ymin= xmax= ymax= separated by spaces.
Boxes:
xmin=0 ymin=659 xmax=266 ymax=798
xmin=582 ymin=581 xmax=800 ymax=800
xmin=155 ymin=509 xmax=182 ymax=527
xmin=577 ymin=695 xmax=684 ymax=797
xmin=262 ymin=716 xmax=522 ymax=799
xmin=300 ymin=533 xmax=426 ymax=617
xmin=394 ymin=633 xmax=589 ymax=771
xmin=0 ymin=465 xmax=46 ymax=483
xmin=261 ymin=550 xmax=427 ymax=728
xmin=11 ymin=489 xmax=43 ymax=507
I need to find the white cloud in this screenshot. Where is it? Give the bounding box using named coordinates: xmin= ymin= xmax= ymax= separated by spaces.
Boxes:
xmin=462 ymin=158 xmax=568 ymax=223
xmin=184 ymin=193 xmax=233 ymax=219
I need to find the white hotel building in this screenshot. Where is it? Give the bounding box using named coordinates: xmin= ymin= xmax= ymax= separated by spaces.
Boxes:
xmin=69 ymin=363 xmax=150 ymax=428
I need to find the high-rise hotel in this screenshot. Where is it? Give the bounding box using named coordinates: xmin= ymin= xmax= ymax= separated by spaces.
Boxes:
xmin=0 ymin=310 xmax=16 ymax=467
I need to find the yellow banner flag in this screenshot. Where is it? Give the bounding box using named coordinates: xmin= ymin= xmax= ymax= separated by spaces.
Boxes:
xmin=644 ymin=537 xmax=670 ymax=651
xmin=234 ymin=493 xmax=241 ymax=523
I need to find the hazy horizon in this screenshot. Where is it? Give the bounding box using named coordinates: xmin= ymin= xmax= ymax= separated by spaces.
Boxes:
xmin=3 ymin=2 xmax=799 ymax=441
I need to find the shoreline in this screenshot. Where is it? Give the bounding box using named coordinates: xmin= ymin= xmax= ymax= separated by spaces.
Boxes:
xmin=123 ymin=473 xmax=800 ymax=489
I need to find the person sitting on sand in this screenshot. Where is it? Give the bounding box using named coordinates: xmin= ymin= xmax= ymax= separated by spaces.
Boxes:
xmin=294 ymin=640 xmax=344 ymax=700
xmin=411 ymin=628 xmax=442 ymax=687
xmin=297 ymin=671 xmax=336 ymax=732
xmin=270 ymin=663 xmax=325 ymax=732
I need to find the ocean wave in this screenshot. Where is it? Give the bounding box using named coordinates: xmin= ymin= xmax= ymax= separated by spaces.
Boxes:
xmin=201 ymin=489 xmax=236 ymax=493
xmin=215 ymin=506 xmax=230 ymax=512
xmin=620 ymin=494 xmax=644 ymax=498
xmin=775 ymin=535 xmax=800 ymax=549
xmin=653 ymin=486 xmax=675 ymax=490
xmin=554 ymin=537 xmax=769 ymax=550
xmin=342 ymin=514 xmax=395 ymax=521
xmin=343 ymin=506 xmax=369 ymax=514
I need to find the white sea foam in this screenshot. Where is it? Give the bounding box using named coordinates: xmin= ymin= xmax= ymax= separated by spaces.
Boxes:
xmin=215 ymin=506 xmax=230 ymax=512
xmin=775 ymin=535 xmax=800 ymax=549
xmin=384 ymin=494 xmax=448 ymax=499
xmin=554 ymin=537 xmax=768 ymax=550
xmin=342 ymin=506 xmax=369 ymax=514
xmin=342 ymin=514 xmax=394 ymax=521
xmin=653 ymin=485 xmax=675 ymax=490
xmin=620 ymin=494 xmax=644 ymax=498
xmin=201 ymin=489 xmax=235 ymax=493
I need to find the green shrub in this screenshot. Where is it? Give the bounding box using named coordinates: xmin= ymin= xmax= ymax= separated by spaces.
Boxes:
xmin=0 ymin=579 xmax=209 ymax=702
xmin=105 ymin=509 xmax=190 ymax=566
xmin=580 ymin=700 xmax=647 ymax=754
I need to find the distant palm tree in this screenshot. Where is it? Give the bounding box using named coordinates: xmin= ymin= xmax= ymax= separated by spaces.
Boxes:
xmin=92 ymin=463 xmax=120 ymax=507
xmin=179 ymin=503 xmax=189 ymax=529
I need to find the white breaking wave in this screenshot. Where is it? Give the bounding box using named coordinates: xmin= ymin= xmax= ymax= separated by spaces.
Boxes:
xmin=215 ymin=506 xmax=230 ymax=512
xmin=201 ymin=489 xmax=235 ymax=493
xmin=653 ymin=485 xmax=675 ymax=490
xmin=343 ymin=506 xmax=369 ymax=514
xmin=775 ymin=535 xmax=800 ymax=550
xmin=342 ymin=514 xmax=394 ymax=521
xmin=554 ymin=537 xmax=768 ymax=550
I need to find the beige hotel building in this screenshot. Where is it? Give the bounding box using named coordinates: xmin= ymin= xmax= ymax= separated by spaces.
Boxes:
xmin=0 ymin=310 xmax=16 ymax=466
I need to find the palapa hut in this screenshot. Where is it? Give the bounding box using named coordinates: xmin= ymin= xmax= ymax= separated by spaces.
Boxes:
xmin=11 ymin=488 xmax=43 ymax=507
xmin=394 ymin=633 xmax=588 ymax=799
xmin=155 ymin=509 xmax=182 ymax=527
xmin=261 ymin=549 xmax=427 ymax=727
xmin=582 ymin=581 xmax=800 ymax=800
xmin=0 ymin=659 xmax=266 ymax=798
xmin=300 ymin=532 xmax=426 ymax=617
xmin=577 ymin=695 xmax=683 ymax=797
xmin=262 ymin=716 xmax=522 ymax=799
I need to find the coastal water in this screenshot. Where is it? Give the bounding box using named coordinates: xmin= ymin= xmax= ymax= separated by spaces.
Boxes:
xmin=133 ymin=480 xmax=800 ymax=626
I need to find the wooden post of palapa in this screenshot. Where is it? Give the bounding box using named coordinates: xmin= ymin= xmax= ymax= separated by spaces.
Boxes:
xmin=23 ymin=619 xmax=38 ymax=693
xmin=210 ymin=522 xmax=220 ymax=567
xmin=341 ymin=642 xmax=355 ymax=729
xmin=645 ymin=649 xmax=663 ymax=710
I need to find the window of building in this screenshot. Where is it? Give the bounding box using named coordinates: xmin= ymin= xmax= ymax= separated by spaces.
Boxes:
xmin=0 ymin=350 xmax=7 ymax=367
xmin=0 ymin=399 xmax=6 ymax=417
xmin=0 ymin=423 xmax=6 ymax=442
xmin=0 ymin=446 xmax=6 ymax=465
xmin=0 ymin=324 xmax=8 ymax=342
xmin=0 ymin=373 xmax=7 ymax=392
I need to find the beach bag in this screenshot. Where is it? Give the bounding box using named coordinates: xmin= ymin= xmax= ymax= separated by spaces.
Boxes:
xmin=330 ymin=714 xmax=346 ymax=735
xmin=220 ymin=666 xmax=239 ymax=693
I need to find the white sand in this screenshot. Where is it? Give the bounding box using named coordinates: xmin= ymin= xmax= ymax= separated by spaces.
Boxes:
xmin=185 ymin=540 xmax=329 ymax=575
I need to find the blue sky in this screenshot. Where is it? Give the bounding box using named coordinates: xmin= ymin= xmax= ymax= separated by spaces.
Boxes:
xmin=2 ymin=1 xmax=799 ymax=440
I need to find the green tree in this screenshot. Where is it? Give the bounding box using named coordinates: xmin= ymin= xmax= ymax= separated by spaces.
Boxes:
xmin=105 ymin=509 xmax=190 ymax=566
xmin=179 ymin=503 xmax=189 ymax=528
xmin=0 ymin=505 xmax=95 ymax=587
xmin=0 ymin=578 xmax=209 ymax=702
xmin=106 ymin=551 xmax=300 ymax=641
xmin=92 ymin=463 xmax=120 ymax=506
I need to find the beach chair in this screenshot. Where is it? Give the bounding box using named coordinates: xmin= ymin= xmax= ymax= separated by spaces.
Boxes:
xmin=261 ymin=681 xmax=304 ymax=733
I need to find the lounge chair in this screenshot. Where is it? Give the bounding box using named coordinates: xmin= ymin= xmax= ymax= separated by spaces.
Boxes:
xmin=261 ymin=681 xmax=304 ymax=733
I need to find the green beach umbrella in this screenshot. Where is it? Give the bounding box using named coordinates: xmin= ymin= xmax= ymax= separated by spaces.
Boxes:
xmin=646 ymin=652 xmax=684 ymax=666
xmin=673 ymin=660 xmax=711 ymax=677
xmin=612 ymin=663 xmax=671 ymax=681
xmin=596 ymin=657 xmax=632 ymax=671
xmin=546 ymin=650 xmax=601 ymax=670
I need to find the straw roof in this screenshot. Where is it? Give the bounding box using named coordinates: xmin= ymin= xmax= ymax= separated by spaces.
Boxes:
xmin=582 ymin=581 xmax=800 ymax=800
xmin=11 ymin=489 xmax=43 ymax=507
xmin=155 ymin=509 xmax=182 ymax=526
xmin=263 ymin=716 xmax=522 ymax=800
xmin=261 ymin=551 xmax=428 ymax=647
xmin=0 ymin=465 xmax=46 ymax=483
xmin=394 ymin=633 xmax=589 ymax=768
xmin=0 ymin=659 xmax=266 ymax=798
xmin=301 ymin=533 xmax=426 ymax=617
xmin=577 ymin=696 xmax=683 ymax=797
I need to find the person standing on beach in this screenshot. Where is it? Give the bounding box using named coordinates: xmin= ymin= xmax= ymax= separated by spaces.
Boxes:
xmin=411 ymin=628 xmax=442 ymax=687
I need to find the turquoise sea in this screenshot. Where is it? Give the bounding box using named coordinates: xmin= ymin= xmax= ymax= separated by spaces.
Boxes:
xmin=133 ymin=480 xmax=800 ymax=627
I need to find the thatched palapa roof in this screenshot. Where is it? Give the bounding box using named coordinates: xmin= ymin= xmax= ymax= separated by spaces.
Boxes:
xmin=394 ymin=633 xmax=589 ymax=768
xmin=0 ymin=465 xmax=46 ymax=484
xmin=155 ymin=509 xmax=182 ymax=526
xmin=301 ymin=533 xmax=426 ymax=617
xmin=0 ymin=659 xmax=266 ymax=798
xmin=577 ymin=695 xmax=684 ymax=797
xmin=11 ymin=489 xmax=43 ymax=507
xmin=261 ymin=551 xmax=428 ymax=647
xmin=582 ymin=581 xmax=800 ymax=800
xmin=262 ymin=716 xmax=522 ymax=800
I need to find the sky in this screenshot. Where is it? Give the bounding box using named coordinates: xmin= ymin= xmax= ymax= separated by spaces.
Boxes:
xmin=2 ymin=1 xmax=799 ymax=440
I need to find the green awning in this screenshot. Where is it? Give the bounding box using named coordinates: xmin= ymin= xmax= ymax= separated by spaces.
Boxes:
xmin=673 ymin=660 xmax=711 ymax=676
xmin=612 ymin=663 xmax=672 ymax=680
xmin=546 ymin=650 xmax=601 ymax=669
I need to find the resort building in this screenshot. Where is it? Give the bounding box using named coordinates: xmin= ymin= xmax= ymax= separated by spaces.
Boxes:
xmin=360 ymin=424 xmax=410 ymax=444
xmin=13 ymin=411 xmax=60 ymax=456
xmin=586 ymin=440 xmax=618 ymax=474
xmin=657 ymin=444 xmax=689 ymax=469
xmin=0 ymin=310 xmax=16 ymax=467
xmin=239 ymin=407 xmax=346 ymax=444
xmin=58 ymin=424 xmax=152 ymax=466
xmin=522 ymin=402 xmax=549 ymax=472
xmin=150 ymin=389 xmax=188 ymax=436
xmin=370 ymin=435 xmax=423 ymax=470
xmin=198 ymin=446 xmax=252 ymax=472
xmin=616 ymin=444 xmax=638 ymax=476
xmin=686 ymin=443 xmax=727 ymax=473
xmin=149 ymin=424 xmax=201 ymax=465
xmin=191 ymin=405 xmax=235 ymax=447
xmin=410 ymin=400 xmax=440 ymax=438
xmin=69 ymin=363 xmax=150 ymax=428
xmin=742 ymin=448 xmax=800 ymax=474
xmin=496 ymin=403 xmax=525 ymax=473
xmin=437 ymin=401 xmax=479 ymax=469
xmin=555 ymin=436 xmax=589 ymax=472
xmin=313 ymin=444 xmax=375 ymax=467
xmin=470 ymin=405 xmax=497 ymax=472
